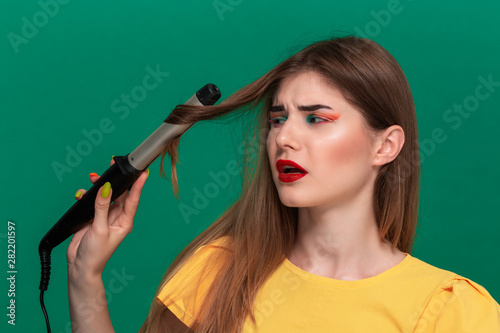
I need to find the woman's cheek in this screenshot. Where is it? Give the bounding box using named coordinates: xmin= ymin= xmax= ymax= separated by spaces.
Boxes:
xmin=321 ymin=129 xmax=367 ymax=170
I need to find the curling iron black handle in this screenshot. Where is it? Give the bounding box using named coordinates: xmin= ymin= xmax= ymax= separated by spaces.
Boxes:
xmin=38 ymin=155 xmax=140 ymax=254
xmin=38 ymin=83 xmax=221 ymax=257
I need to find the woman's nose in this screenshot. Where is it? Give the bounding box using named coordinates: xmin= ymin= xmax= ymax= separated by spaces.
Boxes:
xmin=275 ymin=117 xmax=301 ymax=150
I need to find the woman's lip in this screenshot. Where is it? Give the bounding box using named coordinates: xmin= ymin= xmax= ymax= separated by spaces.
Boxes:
xmin=278 ymin=172 xmax=307 ymax=183
xmin=276 ymin=159 xmax=307 ymax=173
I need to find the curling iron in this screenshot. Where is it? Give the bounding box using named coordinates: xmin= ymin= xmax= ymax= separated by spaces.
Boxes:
xmin=39 ymin=84 xmax=221 ymax=294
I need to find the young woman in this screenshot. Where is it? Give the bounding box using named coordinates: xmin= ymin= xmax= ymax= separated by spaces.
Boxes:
xmin=67 ymin=36 xmax=500 ymax=332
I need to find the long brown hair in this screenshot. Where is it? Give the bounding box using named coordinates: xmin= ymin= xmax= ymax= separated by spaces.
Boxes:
xmin=139 ymin=35 xmax=420 ymax=332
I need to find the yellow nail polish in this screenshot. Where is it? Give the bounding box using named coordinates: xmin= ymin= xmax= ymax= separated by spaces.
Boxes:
xmin=101 ymin=182 xmax=111 ymax=198
xmin=75 ymin=190 xmax=82 ymax=198
xmin=112 ymin=155 xmax=115 ymax=159
xmin=146 ymin=169 xmax=150 ymax=179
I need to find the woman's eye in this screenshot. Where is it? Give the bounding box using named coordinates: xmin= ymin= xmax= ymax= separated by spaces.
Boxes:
xmin=307 ymin=115 xmax=327 ymax=124
xmin=268 ymin=115 xmax=328 ymax=127
xmin=268 ymin=117 xmax=286 ymax=126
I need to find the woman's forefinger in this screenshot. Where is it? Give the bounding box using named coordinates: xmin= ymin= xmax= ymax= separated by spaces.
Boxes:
xmin=122 ymin=170 xmax=148 ymax=220
xmin=109 ymin=157 xmax=130 ymax=208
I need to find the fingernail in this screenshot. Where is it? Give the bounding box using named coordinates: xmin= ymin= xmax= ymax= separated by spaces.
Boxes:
xmin=75 ymin=190 xmax=82 ymax=198
xmin=101 ymin=182 xmax=111 ymax=198
xmin=112 ymin=155 xmax=115 ymax=159
xmin=90 ymin=172 xmax=98 ymax=177
xmin=146 ymin=169 xmax=150 ymax=179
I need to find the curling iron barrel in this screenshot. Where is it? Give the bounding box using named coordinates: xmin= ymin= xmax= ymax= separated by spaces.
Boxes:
xmin=129 ymin=84 xmax=220 ymax=170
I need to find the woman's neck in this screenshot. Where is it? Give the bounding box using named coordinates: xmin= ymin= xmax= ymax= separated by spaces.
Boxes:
xmin=287 ymin=204 xmax=405 ymax=281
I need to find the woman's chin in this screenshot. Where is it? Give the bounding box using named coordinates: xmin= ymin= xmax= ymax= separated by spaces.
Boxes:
xmin=277 ymin=194 xmax=310 ymax=208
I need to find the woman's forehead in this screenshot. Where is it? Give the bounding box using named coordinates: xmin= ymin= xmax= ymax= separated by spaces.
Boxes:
xmin=272 ymin=73 xmax=346 ymax=107
xmin=273 ymin=71 xmax=338 ymax=101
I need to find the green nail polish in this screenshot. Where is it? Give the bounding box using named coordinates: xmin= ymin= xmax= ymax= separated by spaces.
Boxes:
xmin=101 ymin=182 xmax=111 ymax=198
xmin=75 ymin=190 xmax=82 ymax=198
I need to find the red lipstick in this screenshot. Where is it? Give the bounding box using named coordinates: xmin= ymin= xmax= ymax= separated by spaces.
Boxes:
xmin=276 ymin=159 xmax=307 ymax=183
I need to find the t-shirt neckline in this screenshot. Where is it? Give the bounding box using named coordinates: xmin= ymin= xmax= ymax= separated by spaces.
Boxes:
xmin=283 ymin=252 xmax=412 ymax=289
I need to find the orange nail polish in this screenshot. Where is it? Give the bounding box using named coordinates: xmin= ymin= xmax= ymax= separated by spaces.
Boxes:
xmin=90 ymin=172 xmax=98 ymax=177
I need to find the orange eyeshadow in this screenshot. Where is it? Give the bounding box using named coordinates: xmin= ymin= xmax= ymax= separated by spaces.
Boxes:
xmin=316 ymin=113 xmax=341 ymax=121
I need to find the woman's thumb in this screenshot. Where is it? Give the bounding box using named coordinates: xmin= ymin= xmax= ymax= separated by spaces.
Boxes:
xmin=94 ymin=182 xmax=112 ymax=232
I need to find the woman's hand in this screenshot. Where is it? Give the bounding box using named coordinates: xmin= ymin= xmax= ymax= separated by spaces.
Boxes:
xmin=66 ymin=158 xmax=149 ymax=281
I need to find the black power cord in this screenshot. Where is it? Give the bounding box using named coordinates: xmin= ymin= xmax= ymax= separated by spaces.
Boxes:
xmin=40 ymin=250 xmax=52 ymax=333
xmin=40 ymin=290 xmax=51 ymax=333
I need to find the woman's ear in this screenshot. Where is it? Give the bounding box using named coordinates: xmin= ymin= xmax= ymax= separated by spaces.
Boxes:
xmin=372 ymin=125 xmax=405 ymax=166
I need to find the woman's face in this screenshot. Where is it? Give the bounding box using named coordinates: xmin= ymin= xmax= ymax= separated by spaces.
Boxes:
xmin=266 ymin=71 xmax=379 ymax=208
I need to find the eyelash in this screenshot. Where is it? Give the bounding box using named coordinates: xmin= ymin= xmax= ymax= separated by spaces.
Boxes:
xmin=268 ymin=115 xmax=329 ymax=127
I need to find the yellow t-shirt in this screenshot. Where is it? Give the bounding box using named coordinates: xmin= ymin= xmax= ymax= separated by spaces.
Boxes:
xmin=157 ymin=239 xmax=500 ymax=332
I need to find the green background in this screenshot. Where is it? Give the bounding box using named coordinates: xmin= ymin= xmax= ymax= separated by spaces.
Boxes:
xmin=1 ymin=0 xmax=499 ymax=332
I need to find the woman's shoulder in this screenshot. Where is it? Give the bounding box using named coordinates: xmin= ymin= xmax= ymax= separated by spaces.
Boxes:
xmin=155 ymin=236 xmax=233 ymax=326
xmin=174 ymin=236 xmax=232 ymax=268
xmin=408 ymin=257 xmax=500 ymax=332
xmin=185 ymin=236 xmax=233 ymax=266
xmin=197 ymin=235 xmax=233 ymax=253
xmin=397 ymin=254 xmax=500 ymax=331
xmin=162 ymin=235 xmax=232 ymax=286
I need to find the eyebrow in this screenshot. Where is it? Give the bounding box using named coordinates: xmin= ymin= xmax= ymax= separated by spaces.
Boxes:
xmin=269 ymin=104 xmax=333 ymax=113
